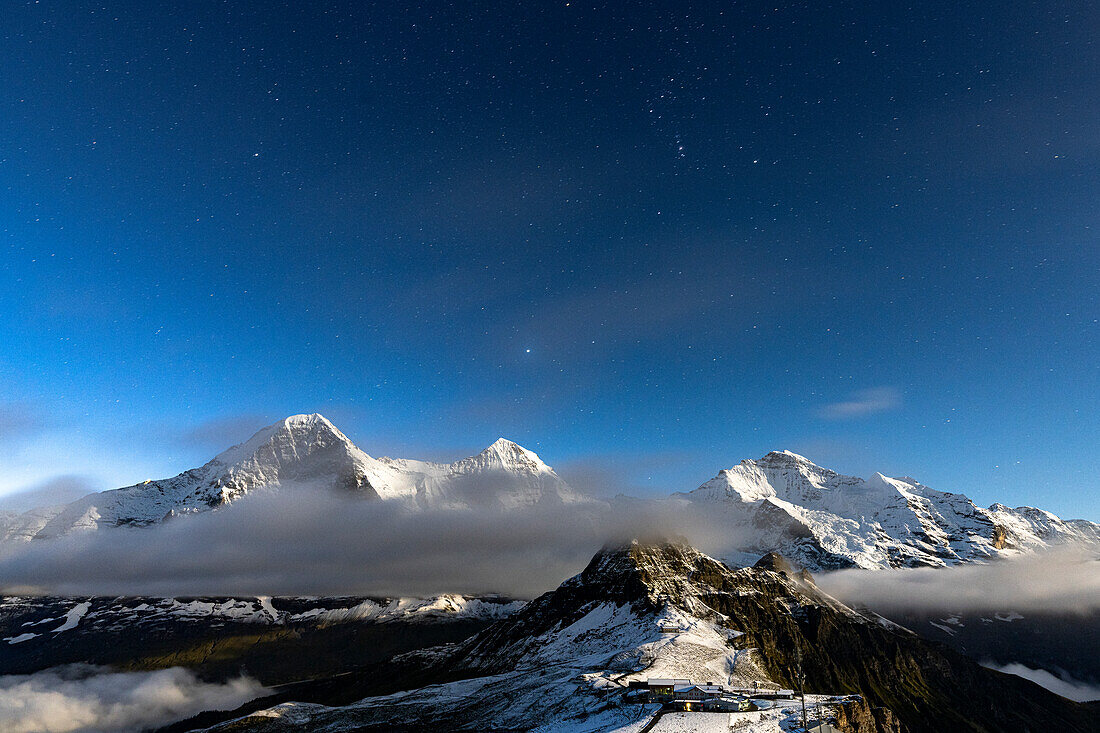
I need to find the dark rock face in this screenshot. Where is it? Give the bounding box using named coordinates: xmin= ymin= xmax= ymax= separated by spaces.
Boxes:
xmin=992 ymin=524 xmax=1013 ymax=549
xmin=753 ymin=550 xmax=799 ymax=575
xmin=752 ymin=551 xmax=816 ymax=584
xmin=835 ymin=697 xmax=906 ymax=733
xmin=437 ymin=540 xmax=668 ymax=676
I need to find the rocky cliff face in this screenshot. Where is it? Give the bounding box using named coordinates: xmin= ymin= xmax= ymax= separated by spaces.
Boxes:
xmin=652 ymin=543 xmax=1095 ymax=733
xmin=835 ymin=697 xmax=906 ymax=733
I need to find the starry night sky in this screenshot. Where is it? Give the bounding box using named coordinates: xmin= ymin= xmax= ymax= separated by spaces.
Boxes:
xmin=2 ymin=1 xmax=1097 ymax=518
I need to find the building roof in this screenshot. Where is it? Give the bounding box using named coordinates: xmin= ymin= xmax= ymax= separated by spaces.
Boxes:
xmin=646 ymin=678 xmax=691 ymax=687
xmin=675 ymin=684 xmax=726 ymax=694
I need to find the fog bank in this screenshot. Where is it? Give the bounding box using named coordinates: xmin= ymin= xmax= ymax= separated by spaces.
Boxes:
xmin=818 ymin=547 xmax=1100 ymax=615
xmin=0 ymin=489 xmax=732 ymax=598
xmin=0 ymin=664 xmax=266 ymax=733
xmin=983 ymin=662 xmax=1100 ymax=702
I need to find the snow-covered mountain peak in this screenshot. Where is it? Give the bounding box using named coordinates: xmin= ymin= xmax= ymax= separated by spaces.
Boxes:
xmin=866 ymin=471 xmax=913 ymax=492
xmin=689 ymin=450 xmax=849 ymax=505
xmin=414 ymin=438 xmax=590 ymax=510
xmin=199 ymin=413 xmax=376 ymax=501
xmin=25 ymin=413 xmax=384 ymax=539
xmin=755 ymin=449 xmax=841 ymax=483
xmin=212 ymin=413 xmax=357 ymax=468
xmin=677 ymin=452 xmax=1100 ymax=571
xmin=758 ymin=449 xmax=816 ymax=467
xmin=465 ymin=438 xmax=553 ymax=474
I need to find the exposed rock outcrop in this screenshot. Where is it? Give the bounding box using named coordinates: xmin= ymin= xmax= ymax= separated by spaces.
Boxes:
xmin=836 ymin=696 xmax=907 ymax=733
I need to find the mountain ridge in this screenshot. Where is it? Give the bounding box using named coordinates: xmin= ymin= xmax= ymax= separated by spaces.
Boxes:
xmin=0 ymin=414 xmax=585 ymax=541
xmin=2 ymin=414 xmax=1097 ymax=574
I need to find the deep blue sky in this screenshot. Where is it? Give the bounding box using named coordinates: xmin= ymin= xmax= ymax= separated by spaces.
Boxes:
xmin=1 ymin=1 xmax=1097 ymax=519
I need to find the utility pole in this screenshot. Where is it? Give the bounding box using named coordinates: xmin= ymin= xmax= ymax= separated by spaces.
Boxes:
xmin=796 ymin=643 xmax=807 ymax=731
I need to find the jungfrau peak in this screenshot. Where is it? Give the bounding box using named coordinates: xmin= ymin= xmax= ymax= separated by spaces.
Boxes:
xmin=677 ymin=450 xmax=1100 ymax=571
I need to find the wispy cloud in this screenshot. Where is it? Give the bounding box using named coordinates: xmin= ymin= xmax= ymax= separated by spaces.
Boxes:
xmin=982 ymin=662 xmax=1100 ymax=702
xmin=176 ymin=413 xmax=271 ymax=453
xmin=0 ymin=664 xmax=266 ymax=733
xmin=555 ymin=449 xmax=704 ymax=499
xmin=0 ymin=476 xmax=94 ymax=513
xmin=817 ymin=387 xmax=901 ymax=420
xmin=818 ymin=547 xmax=1100 ymax=616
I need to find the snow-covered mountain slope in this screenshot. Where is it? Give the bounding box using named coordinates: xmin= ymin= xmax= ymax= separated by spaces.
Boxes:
xmin=2 ymin=414 xmax=586 ymax=540
xmin=195 ymin=541 xmax=1099 ymax=733
xmin=0 ymin=504 xmax=69 ymax=543
xmin=25 ymin=414 xmax=379 ymax=539
xmin=674 ymin=450 xmax=1100 ymax=570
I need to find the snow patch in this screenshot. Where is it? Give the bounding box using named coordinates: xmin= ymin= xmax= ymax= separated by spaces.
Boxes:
xmin=5 ymin=633 xmax=38 ymax=644
xmin=256 ymin=596 xmax=281 ymax=624
xmin=993 ymin=611 xmax=1023 ymax=622
xmin=51 ymin=601 xmax=90 ymax=633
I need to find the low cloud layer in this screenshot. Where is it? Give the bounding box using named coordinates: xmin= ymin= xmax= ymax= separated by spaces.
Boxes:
xmin=983 ymin=662 xmax=1100 ymax=702
xmin=0 ymin=489 xmax=732 ymax=599
xmin=0 ymin=664 xmax=266 ymax=733
xmin=5 ymin=483 xmax=1096 ymax=620
xmin=818 ymin=547 xmax=1100 ymax=616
